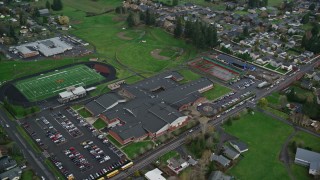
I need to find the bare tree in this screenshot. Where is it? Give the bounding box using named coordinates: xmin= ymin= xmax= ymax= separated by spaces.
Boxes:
xmin=198 ymin=117 xmax=210 ymax=135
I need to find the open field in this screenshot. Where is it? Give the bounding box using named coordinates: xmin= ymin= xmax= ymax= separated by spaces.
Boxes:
xmin=40 ymin=1 xmax=198 ymax=74
xmin=202 ymin=83 xmax=232 ymax=100
xmin=15 ymin=65 xmax=104 ymax=101
xmin=122 ymin=141 xmax=154 ymax=159
xmin=225 ymin=110 xmax=293 ymax=180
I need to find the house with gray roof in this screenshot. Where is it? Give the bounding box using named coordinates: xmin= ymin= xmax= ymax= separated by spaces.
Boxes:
xmin=208 ymin=171 xmax=232 ymax=180
xmin=85 ymin=71 xmax=213 ymax=145
xmin=167 ymin=157 xmax=189 ymax=174
xmin=211 ymin=154 xmax=230 ymax=168
xmin=223 ymin=146 xmax=240 ymax=160
xmin=295 ymin=148 xmax=320 ymax=175
xmin=229 ymin=140 xmax=248 ymax=153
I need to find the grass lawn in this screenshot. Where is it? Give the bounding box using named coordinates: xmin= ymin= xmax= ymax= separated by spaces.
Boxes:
xmin=107 ymin=135 xmax=122 ymax=148
xmin=262 ymin=106 xmax=289 ymax=119
xmin=77 ymin=108 xmax=92 ymax=118
xmin=89 ymin=82 xmax=111 ymax=97
xmin=266 ymin=92 xmax=280 ymax=105
xmin=234 ymin=10 xmax=249 ymax=15
xmin=291 ymin=131 xmax=320 ymax=152
xmin=0 ymin=58 xmax=88 ymax=83
xmin=93 ymin=118 xmax=107 ymax=130
xmin=290 ymin=86 xmax=314 ymax=99
xmin=264 ymin=63 xmax=278 ymax=70
xmin=44 ymin=159 xmax=64 ymax=180
xmin=21 ymin=169 xmax=39 ymax=180
xmin=202 ymin=83 xmax=232 ymax=100
xmin=276 ymin=68 xmax=288 ymax=74
xmin=269 ymin=0 xmax=284 ymax=7
xmin=178 ymin=69 xmax=201 ymax=83
xmin=15 ymin=64 xmax=104 ymax=102
xmin=158 ymin=150 xmax=180 ymax=164
xmin=122 ymin=141 xmax=154 ymax=159
xmin=125 ymin=75 xmax=144 ymax=84
xmin=10 ymin=105 xmax=40 ymax=119
xmin=71 ymin=104 xmax=83 ymax=110
xmin=224 ymin=110 xmax=293 ymax=180
xmin=16 ymin=126 xmax=42 ymax=153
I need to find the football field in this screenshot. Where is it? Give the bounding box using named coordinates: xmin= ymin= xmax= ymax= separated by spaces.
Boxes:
xmin=15 ymin=65 xmax=105 ymax=102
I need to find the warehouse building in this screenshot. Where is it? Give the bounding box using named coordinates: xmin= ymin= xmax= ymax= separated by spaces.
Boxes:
xmin=15 ymin=37 xmax=73 ymax=58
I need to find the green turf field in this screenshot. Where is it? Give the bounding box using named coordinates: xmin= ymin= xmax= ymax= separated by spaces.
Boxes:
xmin=15 ymin=65 xmax=104 ymax=101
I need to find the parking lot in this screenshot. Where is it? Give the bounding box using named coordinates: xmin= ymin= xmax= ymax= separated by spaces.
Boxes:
xmin=20 ymin=107 xmax=127 ymax=179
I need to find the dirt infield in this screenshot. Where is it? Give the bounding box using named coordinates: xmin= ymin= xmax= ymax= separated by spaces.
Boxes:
xmin=117 ymin=32 xmax=133 ymax=40
xmin=150 ymin=49 xmax=170 ymax=60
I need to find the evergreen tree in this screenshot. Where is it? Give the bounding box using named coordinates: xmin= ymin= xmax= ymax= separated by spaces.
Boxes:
xmin=19 ymin=12 xmax=26 ymax=26
xmin=172 ymin=0 xmax=178 ymax=6
xmin=174 ymin=17 xmax=182 ymax=38
xmin=127 ymin=12 xmax=135 ymax=27
xmin=243 ymin=26 xmax=249 ymax=37
xmin=301 ymin=13 xmax=310 ymax=24
xmin=51 ymin=0 xmax=63 ymax=11
xmin=145 ymin=9 xmax=151 ymax=25
xmin=9 ymin=25 xmax=15 ymax=38
xmin=184 ymin=20 xmax=193 ymax=38
xmin=46 ymin=0 xmax=51 ymax=10
xmin=309 ymin=3 xmax=316 ymax=11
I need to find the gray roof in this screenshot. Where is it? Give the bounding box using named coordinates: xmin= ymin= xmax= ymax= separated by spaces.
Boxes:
xmin=208 ymin=171 xmax=232 ymax=180
xmin=223 ymin=146 xmax=240 ymax=160
xmin=211 ymin=154 xmax=230 ymax=167
xmin=85 ymin=93 xmax=124 ymax=116
xmin=0 ymin=156 xmax=17 ymax=173
xmin=295 ymin=148 xmax=320 ymax=164
xmin=229 ymin=140 xmax=248 ymax=153
xmin=0 ymin=166 xmax=21 ymax=180
xmin=86 ymin=71 xmax=213 ymax=142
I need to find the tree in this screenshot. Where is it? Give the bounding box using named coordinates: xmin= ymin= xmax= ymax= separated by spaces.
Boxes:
xmin=172 ymin=0 xmax=178 ymax=6
xmin=309 ymin=3 xmax=316 ymax=11
xmin=51 ymin=0 xmax=63 ymax=11
xmin=46 ymin=0 xmax=51 ymax=10
xmin=279 ymin=95 xmax=288 ymax=108
xmin=127 ymin=12 xmax=135 ymax=27
xmin=301 ymin=13 xmax=310 ymax=24
xmin=58 ymin=16 xmax=69 ymax=25
xmin=258 ymin=98 xmax=268 ymax=108
xmin=198 ymin=117 xmax=210 ymax=135
xmin=9 ymin=25 xmax=15 ymax=38
xmin=243 ymin=26 xmax=249 ymax=37
xmin=19 ymin=12 xmax=27 ymax=26
xmin=174 ymin=17 xmax=182 ymax=38
xmin=184 ymin=20 xmax=193 ymax=38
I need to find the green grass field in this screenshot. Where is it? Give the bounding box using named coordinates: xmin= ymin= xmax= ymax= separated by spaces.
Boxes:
xmin=202 ymin=83 xmax=232 ymax=100
xmin=225 ymin=110 xmax=293 ymax=180
xmin=15 ymin=65 xmax=104 ymax=101
xmin=93 ymin=118 xmax=107 ymax=129
xmin=122 ymin=141 xmax=154 ymax=159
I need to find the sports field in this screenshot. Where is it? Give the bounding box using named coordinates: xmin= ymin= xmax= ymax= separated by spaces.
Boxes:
xmin=15 ymin=65 xmax=104 ymax=101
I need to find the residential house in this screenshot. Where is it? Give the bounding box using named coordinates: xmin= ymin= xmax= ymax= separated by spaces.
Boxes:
xmin=38 ymin=9 xmax=49 ymax=16
xmin=295 ymin=148 xmax=320 ymax=175
xmin=281 ymin=62 xmax=293 ymax=71
xmin=300 ymin=79 xmax=313 ymax=90
xmin=256 ymin=56 xmax=272 ymax=65
xmin=229 ymin=140 xmax=248 ymax=153
xmin=167 ymin=157 xmax=189 ymax=174
xmin=145 ymin=168 xmax=166 ymax=180
xmin=0 ymin=156 xmax=21 ymax=180
xmin=211 ymin=154 xmax=230 ymax=168
xmin=223 ymin=146 xmax=240 ymax=160
xmin=313 ymin=73 xmax=320 ymax=82
xmin=270 ymin=59 xmax=282 ymax=68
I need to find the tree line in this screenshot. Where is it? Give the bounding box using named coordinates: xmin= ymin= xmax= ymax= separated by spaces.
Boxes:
xmin=301 ymin=22 xmax=320 ymax=53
